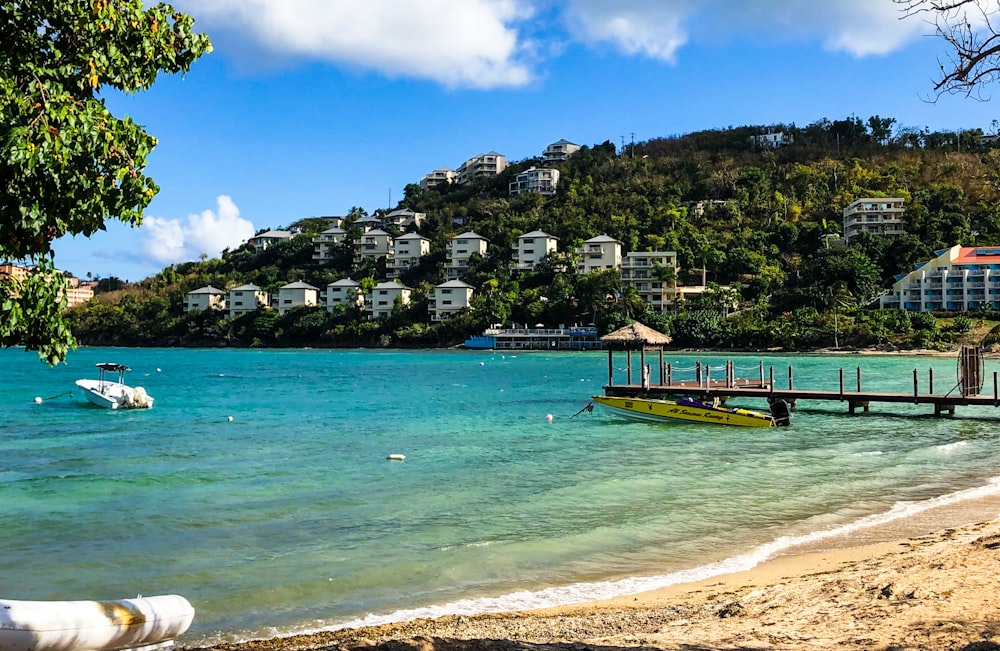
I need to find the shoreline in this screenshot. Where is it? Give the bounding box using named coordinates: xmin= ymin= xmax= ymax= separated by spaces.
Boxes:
xmin=185 ymin=494 xmax=1000 ymax=651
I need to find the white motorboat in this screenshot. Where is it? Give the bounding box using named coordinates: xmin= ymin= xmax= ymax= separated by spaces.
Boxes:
xmin=0 ymin=594 xmax=193 ymax=651
xmin=75 ymin=363 xmax=154 ymax=410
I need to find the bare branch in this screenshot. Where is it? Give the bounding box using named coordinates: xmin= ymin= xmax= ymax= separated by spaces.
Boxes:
xmin=894 ymin=0 xmax=1000 ymax=99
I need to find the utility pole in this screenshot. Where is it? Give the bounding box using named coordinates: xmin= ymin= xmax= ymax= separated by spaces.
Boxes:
xmin=620 ymin=135 xmax=626 ymax=156
xmin=630 ymin=132 xmax=635 ymax=158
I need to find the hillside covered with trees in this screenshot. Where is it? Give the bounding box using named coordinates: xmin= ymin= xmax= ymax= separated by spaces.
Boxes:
xmin=67 ymin=116 xmax=1000 ymax=352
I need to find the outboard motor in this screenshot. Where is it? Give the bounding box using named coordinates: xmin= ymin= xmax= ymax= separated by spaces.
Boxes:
xmin=769 ymin=397 xmax=791 ymax=427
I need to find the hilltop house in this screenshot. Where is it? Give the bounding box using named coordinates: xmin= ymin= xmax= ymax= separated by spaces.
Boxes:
xmin=576 ymin=235 xmax=623 ymax=274
xmin=429 ymin=280 xmax=474 ymax=321
xmin=227 ymin=283 xmax=268 ymax=318
xmin=368 ymin=281 xmax=412 ymax=319
xmin=446 ymin=231 xmax=489 ymax=280
xmin=511 ymin=230 xmax=559 ymax=272
xmin=325 ymin=278 xmax=364 ymax=312
xmin=185 ymin=285 xmax=226 ymax=313
xmin=276 ymin=281 xmax=319 ymax=314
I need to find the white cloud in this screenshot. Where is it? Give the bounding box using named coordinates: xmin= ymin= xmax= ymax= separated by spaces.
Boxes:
xmin=175 ymin=0 xmax=930 ymax=86
xmin=561 ymin=0 xmax=926 ymax=60
xmin=560 ymin=0 xmax=692 ymax=63
xmin=178 ymin=0 xmax=534 ymax=88
xmin=141 ymin=195 xmax=256 ymax=266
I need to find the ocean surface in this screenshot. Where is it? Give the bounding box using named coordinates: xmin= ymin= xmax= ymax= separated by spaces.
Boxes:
xmin=4 ymin=347 xmax=1000 ymax=646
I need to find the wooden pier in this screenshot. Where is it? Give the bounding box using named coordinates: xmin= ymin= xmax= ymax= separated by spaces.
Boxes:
xmin=606 ymin=348 xmax=999 ymax=417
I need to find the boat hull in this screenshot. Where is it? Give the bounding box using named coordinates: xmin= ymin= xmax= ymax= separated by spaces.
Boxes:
xmin=593 ymin=395 xmax=774 ymax=428
xmin=0 ymin=594 xmax=193 ymax=651
xmin=75 ymin=380 xmax=154 ymax=410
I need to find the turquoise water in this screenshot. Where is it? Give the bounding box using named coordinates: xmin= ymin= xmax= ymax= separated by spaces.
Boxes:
xmin=3 ymin=347 xmax=1000 ymax=645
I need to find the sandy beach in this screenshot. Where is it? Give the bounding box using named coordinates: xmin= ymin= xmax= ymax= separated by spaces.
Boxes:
xmin=187 ymin=515 xmax=1000 ymax=651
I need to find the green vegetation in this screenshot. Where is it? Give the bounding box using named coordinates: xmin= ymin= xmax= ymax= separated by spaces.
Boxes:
xmin=65 ymin=117 xmax=1000 ymax=352
xmin=0 ymin=0 xmax=210 ymax=364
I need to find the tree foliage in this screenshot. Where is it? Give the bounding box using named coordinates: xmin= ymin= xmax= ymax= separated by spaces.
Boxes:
xmin=0 ymin=0 xmax=210 ymax=363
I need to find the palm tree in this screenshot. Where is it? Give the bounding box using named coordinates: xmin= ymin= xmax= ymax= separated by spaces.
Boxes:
xmin=826 ymin=281 xmax=856 ymax=350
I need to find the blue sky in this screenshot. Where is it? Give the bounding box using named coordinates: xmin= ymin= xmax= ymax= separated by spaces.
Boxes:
xmin=52 ymin=0 xmax=1000 ymax=281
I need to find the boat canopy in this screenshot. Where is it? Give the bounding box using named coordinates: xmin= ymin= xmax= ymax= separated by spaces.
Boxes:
xmin=95 ymin=363 xmax=131 ymax=373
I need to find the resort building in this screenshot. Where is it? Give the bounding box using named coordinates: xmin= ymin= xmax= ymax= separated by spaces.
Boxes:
xmin=446 ymin=231 xmax=489 ymax=280
xmin=325 ymin=278 xmax=364 ymax=312
xmin=542 ymin=139 xmax=580 ymax=163
xmin=275 ymin=281 xmax=319 ymax=314
xmin=62 ymin=276 xmax=94 ymax=308
xmin=227 ymin=283 xmax=269 ymax=318
xmin=385 ymin=208 xmax=425 ymax=229
xmin=621 ymin=251 xmax=679 ymax=313
xmin=456 ymin=152 xmax=506 ymax=185
xmin=0 ymin=263 xmax=31 ymax=282
xmin=880 ymin=245 xmax=1000 ymax=312
xmin=368 ymin=281 xmax=412 ymax=320
xmin=842 ymin=198 xmax=906 ymax=244
xmin=419 ymin=168 xmax=456 ymax=189
xmin=312 ymin=227 xmax=347 ymax=263
xmin=511 ymin=230 xmax=559 ymax=272
xmin=354 ymin=228 xmax=394 ymax=264
xmin=576 ymin=235 xmax=623 ymax=274
xmin=248 ymin=230 xmax=293 ymax=253
xmin=184 ymin=285 xmax=226 ymax=313
xmin=387 ymin=233 xmax=431 ymax=280
xmin=509 ymin=167 xmax=559 ymax=196
xmin=429 ymin=280 xmax=474 ymax=321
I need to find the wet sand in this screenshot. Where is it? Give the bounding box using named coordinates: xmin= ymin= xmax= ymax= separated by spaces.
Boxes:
xmin=187 ymin=512 xmax=1000 ymax=651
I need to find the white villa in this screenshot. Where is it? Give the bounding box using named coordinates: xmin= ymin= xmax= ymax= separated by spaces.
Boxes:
xmin=621 ymin=251 xmax=679 ymax=313
xmin=577 ymin=235 xmax=623 ymax=274
xmin=843 ymin=198 xmax=906 ymax=244
xmin=276 ymin=281 xmax=319 ymax=314
xmin=446 ymin=231 xmax=489 ymax=280
xmin=429 ymin=280 xmax=474 ymax=321
xmin=248 ymin=230 xmax=293 ymax=253
xmin=456 ymin=152 xmax=506 ymax=185
xmin=354 ymin=228 xmax=394 ymax=264
xmin=325 ymin=278 xmax=363 ymax=312
xmin=512 ymin=230 xmax=559 ymax=272
xmin=385 ymin=208 xmax=425 ymax=229
xmin=419 ymin=168 xmax=456 ymax=189
xmin=312 ymin=227 xmax=347 ymax=263
xmin=754 ymin=132 xmax=793 ymax=148
xmin=227 ymin=283 xmax=268 ymax=318
xmin=543 ymin=139 xmax=580 ymax=163
xmin=387 ymin=233 xmax=431 ymax=279
xmin=509 ymin=167 xmax=559 ymax=196
xmin=184 ymin=285 xmax=226 ymax=313
xmin=353 ymin=214 xmax=382 ymax=232
xmin=368 ymin=281 xmax=412 ymax=319
xmin=880 ymin=245 xmax=1000 ymax=312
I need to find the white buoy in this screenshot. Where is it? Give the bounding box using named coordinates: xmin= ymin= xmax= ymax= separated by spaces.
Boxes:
xmin=156 ymin=368 xmax=161 ymax=372
xmin=480 ymin=361 xmax=485 ymax=366
xmin=387 ymin=453 xmax=406 ymax=461
xmin=546 ymin=414 xmax=553 ymax=422
xmin=34 ymin=397 xmax=42 ymax=404
xmin=227 ymin=416 xmax=233 ymax=422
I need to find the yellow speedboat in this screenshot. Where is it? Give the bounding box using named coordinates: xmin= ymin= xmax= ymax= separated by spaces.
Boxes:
xmin=592 ymin=395 xmax=776 ymax=428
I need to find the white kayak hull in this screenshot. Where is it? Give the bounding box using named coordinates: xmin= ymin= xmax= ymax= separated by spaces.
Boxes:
xmin=0 ymin=594 xmax=194 ymax=651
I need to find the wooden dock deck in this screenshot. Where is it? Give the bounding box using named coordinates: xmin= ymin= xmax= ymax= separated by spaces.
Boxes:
xmin=604 ymin=355 xmax=1000 ymax=416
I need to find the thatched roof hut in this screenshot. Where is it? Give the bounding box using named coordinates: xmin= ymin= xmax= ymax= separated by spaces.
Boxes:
xmin=601 ymin=321 xmax=671 ymax=350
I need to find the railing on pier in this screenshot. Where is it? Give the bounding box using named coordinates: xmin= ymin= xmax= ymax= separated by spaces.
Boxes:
xmin=603 ymin=349 xmax=1000 ymax=417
